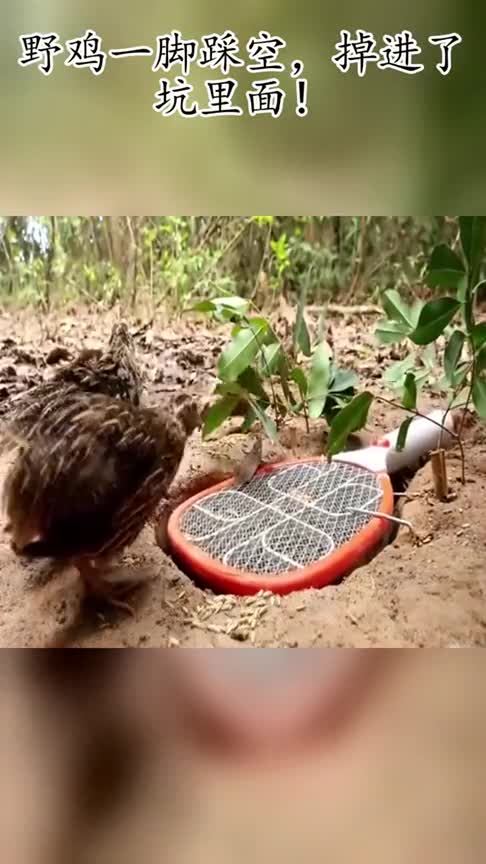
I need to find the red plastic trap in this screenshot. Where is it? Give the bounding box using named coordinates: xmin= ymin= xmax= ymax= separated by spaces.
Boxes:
xmin=167 ymin=457 xmax=394 ymax=595
xmin=167 ymin=409 xmax=456 ymax=596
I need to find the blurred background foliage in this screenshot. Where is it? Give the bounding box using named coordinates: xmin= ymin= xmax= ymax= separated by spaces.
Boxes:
xmin=0 ymin=216 xmax=460 ymax=311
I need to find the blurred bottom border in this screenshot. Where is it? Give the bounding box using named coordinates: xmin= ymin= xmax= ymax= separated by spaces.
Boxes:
xmin=0 ymin=648 xmax=485 ymax=864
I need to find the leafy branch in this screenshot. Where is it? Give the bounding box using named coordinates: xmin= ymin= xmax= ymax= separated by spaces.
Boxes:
xmin=193 ymin=217 xmax=486 ymax=490
xmin=191 ymin=289 xmax=359 ymax=444
xmin=374 ymin=216 xmax=486 ymax=481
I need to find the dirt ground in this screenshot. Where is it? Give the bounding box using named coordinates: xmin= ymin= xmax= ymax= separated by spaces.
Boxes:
xmin=0 ymin=306 xmax=485 ymax=648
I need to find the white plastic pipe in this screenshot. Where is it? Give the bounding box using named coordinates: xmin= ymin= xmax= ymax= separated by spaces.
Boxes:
xmin=379 ymin=409 xmax=455 ymax=474
xmin=333 ymin=409 xmax=456 ymax=475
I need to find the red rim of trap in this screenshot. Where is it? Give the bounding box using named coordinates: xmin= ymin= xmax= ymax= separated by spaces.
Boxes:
xmin=167 ymin=457 xmax=394 ymax=596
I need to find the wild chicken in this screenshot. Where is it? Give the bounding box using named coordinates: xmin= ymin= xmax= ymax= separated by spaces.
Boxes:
xmin=4 ymin=321 xmax=143 ymax=433
xmin=1 ymin=322 xmax=200 ymax=614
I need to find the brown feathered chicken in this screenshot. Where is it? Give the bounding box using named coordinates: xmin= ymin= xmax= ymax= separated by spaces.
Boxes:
xmin=2 ymin=387 xmax=200 ymax=612
xmin=4 ymin=321 xmax=143 ymax=433
xmin=0 ymin=322 xmax=200 ymax=614
xmin=54 ymin=322 xmax=143 ymax=405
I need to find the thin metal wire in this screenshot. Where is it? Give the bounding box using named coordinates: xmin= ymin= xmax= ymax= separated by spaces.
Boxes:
xmin=344 ymin=506 xmax=414 ymax=531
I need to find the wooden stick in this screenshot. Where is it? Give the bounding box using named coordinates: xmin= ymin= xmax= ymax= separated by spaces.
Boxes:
xmin=430 ymin=448 xmax=449 ymax=501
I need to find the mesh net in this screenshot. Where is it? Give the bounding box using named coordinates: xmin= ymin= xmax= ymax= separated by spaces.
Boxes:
xmin=179 ymin=461 xmax=384 ymax=577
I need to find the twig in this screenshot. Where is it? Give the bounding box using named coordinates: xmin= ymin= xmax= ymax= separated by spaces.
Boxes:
xmin=456 ymin=357 xmax=475 ymax=484
xmin=242 ymin=314 xmax=281 ymax=424
xmin=301 ymin=398 xmax=310 ymax=433
xmin=250 ymin=222 xmax=273 ymax=302
xmin=194 ymin=217 xmax=224 ymax=252
xmin=349 ymin=217 xmax=368 ymax=296
xmin=373 ymin=394 xmax=459 ymax=439
xmin=244 ymin=297 xmax=301 ymax=420
xmin=207 ymin=218 xmax=252 ymax=275
xmin=307 ymin=303 xmax=382 ymax=315
xmin=437 ymin=359 xmax=473 ymax=482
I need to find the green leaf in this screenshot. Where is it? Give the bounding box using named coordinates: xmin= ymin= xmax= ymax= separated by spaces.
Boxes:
xmin=396 ymin=417 xmax=414 ymax=452
xmin=402 ymin=372 xmax=417 ymax=410
xmin=231 ymin=317 xmax=269 ymax=339
xmin=294 ymin=284 xmax=311 ymax=356
xmin=217 ymin=299 xmax=250 ymax=321
xmin=449 ymin=388 xmax=470 ymax=409
xmin=277 ymin=355 xmax=294 ymax=406
xmin=409 ymin=297 xmax=461 ymax=346
xmin=329 ymin=367 xmax=359 ymax=392
xmin=451 ymin=362 xmax=470 ymax=388
xmin=191 ymin=300 xmax=217 ymax=313
xmin=444 ymin=330 xmax=466 ymax=386
xmin=375 ymin=318 xmax=411 ymax=345
xmin=409 ymin=300 xmax=424 ymax=328
xmin=322 ymin=392 xmax=354 ymax=425
xmin=472 ymin=322 xmax=486 ymax=351
xmin=426 ymin=243 xmax=466 ymax=290
xmin=472 ymin=375 xmax=486 ymax=419
xmin=246 ymin=316 xmax=270 ymax=335
xmin=383 ymin=355 xmax=415 ymax=388
xmin=212 ymin=295 xmax=249 ymax=315
xmin=213 ymin=296 xmax=249 ymax=311
xmin=295 ymin=313 xmax=311 ymax=356
xmin=260 ymin=343 xmax=282 ymax=376
xmin=422 ymin=343 xmax=437 ymax=368
xmin=290 ymin=367 xmax=308 ymax=398
xmin=476 ymin=348 xmax=486 ymax=374
xmin=414 ymin=368 xmax=433 ymax=389
xmin=459 ymin=216 xmax=486 ymax=280
xmin=190 ymin=296 xmax=249 ymax=317
xmin=202 ymin=395 xmax=239 ymax=438
xmin=214 ymin=381 xmax=244 ymax=397
xmin=307 ymin=341 xmax=332 ymax=419
xmin=217 ymin=308 xmax=244 ymax=323
xmin=238 ymin=366 xmax=268 ymax=400
xmin=218 ymin=323 xmax=265 ymax=381
xmin=382 ymin=289 xmax=415 ymax=330
xmin=249 ymin=400 xmax=278 ymax=441
xmin=327 ymin=393 xmax=348 ymax=410
xmin=327 ymin=392 xmax=374 ymax=457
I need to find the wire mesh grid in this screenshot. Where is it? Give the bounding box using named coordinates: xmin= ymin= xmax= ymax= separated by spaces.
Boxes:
xmin=179 ymin=461 xmax=385 ymax=577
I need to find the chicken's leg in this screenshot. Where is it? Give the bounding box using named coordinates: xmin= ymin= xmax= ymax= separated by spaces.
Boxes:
xmin=76 ymin=559 xmax=137 ymax=617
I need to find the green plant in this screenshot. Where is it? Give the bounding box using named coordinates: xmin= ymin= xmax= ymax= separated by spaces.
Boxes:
xmin=373 ymin=216 xmax=486 ymax=478
xmin=191 ymin=292 xmax=359 ymax=442
xmin=194 ymin=217 xmax=486 ymax=480
xmin=270 ymin=233 xmax=291 ymax=283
